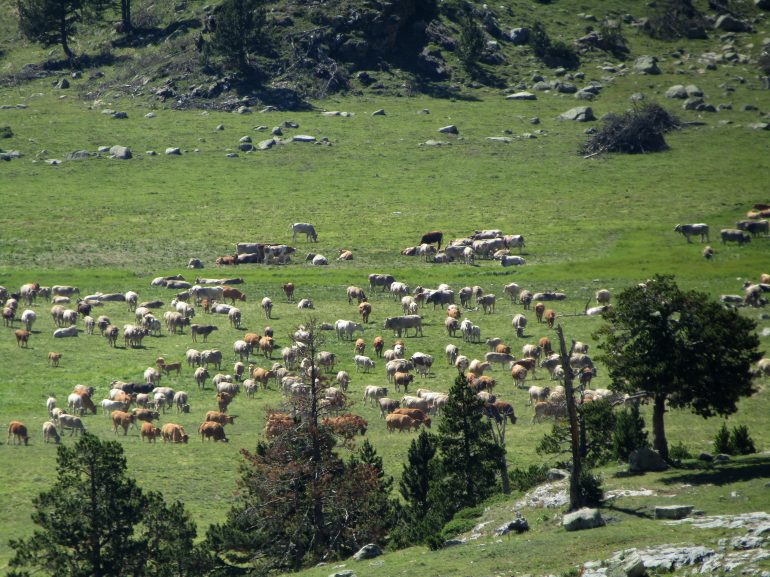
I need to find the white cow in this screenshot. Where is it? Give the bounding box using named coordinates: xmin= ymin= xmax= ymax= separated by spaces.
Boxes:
xmin=290 ymin=222 xmax=318 ymax=242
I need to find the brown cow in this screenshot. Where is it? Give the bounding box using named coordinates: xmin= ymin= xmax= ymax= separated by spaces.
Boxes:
xmin=495 ymin=343 xmax=511 ymax=354
xmin=217 ymin=392 xmax=233 ymax=412
xmin=259 ymin=336 xmax=274 ymax=359
xmin=48 ymin=352 xmax=62 ymax=367
xmin=534 ymin=302 xmax=545 ymax=323
xmin=244 ymin=332 xmax=261 ymax=350
xmin=251 ymin=367 xmax=275 ymax=389
xmin=282 ymin=283 xmax=295 ymax=302
xmin=205 ymin=411 xmax=236 ymax=425
xmin=419 ymin=230 xmax=443 ymax=250
xmin=394 ymin=371 xmax=414 ymax=393
xmin=141 ymin=422 xmax=162 ymax=442
xmin=15 ymin=329 xmax=30 ymax=348
xmin=544 ymin=309 xmax=556 ymax=329
xmin=215 ymin=255 xmax=238 ymax=266
xmin=359 ymin=302 xmax=372 ymax=324
xmin=265 ymin=412 xmax=294 ymax=438
xmin=354 ymin=338 xmax=366 ymax=355
xmin=7 ymin=421 xmax=29 ymax=445
xmin=373 ymin=336 xmax=384 ymax=358
xmin=322 ymin=414 xmax=368 ymax=438
xmin=386 ymin=413 xmax=418 ymax=433
xmin=393 ymin=407 xmax=431 ymax=428
xmin=161 ymin=423 xmax=189 ymax=443
xmin=222 ymin=286 xmax=246 ymax=304
xmin=538 ymin=337 xmax=553 ymax=356
xmin=159 ymin=361 xmax=182 ymax=376
xmin=111 ymin=411 xmax=136 ymax=435
xmin=131 ymin=408 xmax=160 ymax=423
xmin=199 ymin=421 xmax=229 ymax=442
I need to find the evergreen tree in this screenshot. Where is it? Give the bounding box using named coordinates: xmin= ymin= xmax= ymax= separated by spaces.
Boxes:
xmin=612 ymin=404 xmax=649 ymax=461
xmin=456 ymin=12 xmax=485 ymax=75
xmin=8 ymin=433 xmax=203 ymax=577
xmin=433 ymin=372 xmax=503 ymax=512
xmin=17 ymin=0 xmax=104 ymax=60
xmin=210 ymin=0 xmax=267 ymax=73
xmin=595 ymin=275 xmax=761 ymax=460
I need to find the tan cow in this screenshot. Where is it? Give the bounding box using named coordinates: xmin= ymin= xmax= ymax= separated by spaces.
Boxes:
xmin=111 ymin=410 xmax=136 ymax=435
xmin=161 ymin=423 xmax=189 ymax=443
xmin=141 ymin=422 xmax=162 ymax=443
xmin=199 ymin=421 xmax=229 ymax=442
xmin=385 ymin=413 xmax=417 ymax=433
xmin=205 ymin=411 xmax=236 ymax=425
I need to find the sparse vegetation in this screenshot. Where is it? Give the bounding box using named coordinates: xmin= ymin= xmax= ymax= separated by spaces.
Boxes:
xmin=581 ymin=103 xmax=681 ymax=156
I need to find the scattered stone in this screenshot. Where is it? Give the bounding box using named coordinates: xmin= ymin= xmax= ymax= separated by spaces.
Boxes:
xmin=563 ymin=508 xmax=605 ymax=531
xmin=605 ymin=488 xmax=657 ymax=500
xmin=683 ymin=97 xmax=705 ymax=110
xmin=629 ymin=447 xmax=668 ymax=472
xmin=438 ymin=125 xmax=459 ymax=134
xmin=260 ymin=106 xmax=278 ymax=113
xmin=112 ymin=112 xmax=128 ymax=119
xmin=239 ymin=136 xmax=252 ymax=143
xmin=272 ymin=127 xmax=282 ymax=136
xmin=353 ymin=544 xmax=382 ymax=560
xmin=283 ymin=121 xmax=299 ymax=128
xmin=575 ymin=89 xmax=596 ymax=100
xmin=356 ymin=71 xmax=375 ymax=84
xmin=607 ymin=552 xmax=646 ymax=577
xmin=557 ymin=82 xmax=577 ymax=94
xmin=666 ymin=85 xmax=688 ymax=99
xmin=215 ymin=124 xmax=224 ymax=131
xmin=521 ymin=133 xmax=537 ymax=139
xmin=714 ymin=454 xmax=731 ymax=462
xmin=322 ymin=111 xmax=353 ymax=117
xmin=731 ymin=536 xmax=763 ymax=550
xmin=225 ymin=152 xmax=238 ymax=157
xmin=109 ymin=145 xmax=132 ymax=159
xmin=554 ymin=67 xmax=567 ymax=76
xmin=372 ymin=109 xmax=386 ymax=116
xmin=238 ymin=143 xmax=254 ymax=152
xmin=328 ymin=571 xmax=355 ymax=577
xmin=101 ymin=109 xmax=116 ymax=115
xmin=292 ymin=135 xmax=316 ymax=142
xmin=254 ymin=125 xmax=268 ymax=131
xmin=749 ymin=122 xmax=770 ymax=130
xmin=715 ymin=14 xmax=751 ymax=33
xmin=585 ymin=127 xmax=598 ymax=134
xmin=422 ymin=140 xmax=450 ymax=146
xmin=55 ymin=78 xmax=69 ymax=89
xmin=487 ymin=137 xmax=512 ymax=143
xmin=634 ymin=55 xmax=661 ymax=74
xmin=547 ymin=469 xmax=568 ymax=480
xmin=510 ymin=27 xmax=530 ymax=45
xmin=630 ymin=92 xmax=645 ymax=102
xmin=417 ymin=108 xmax=430 ymax=114
xmin=146 ymin=150 xmax=157 ymax=156
xmin=757 ymin=0 xmax=770 ymax=10
xmin=533 ymin=81 xmax=551 ymax=91
xmin=656 ymin=505 xmax=694 ymax=520
xmin=236 ymin=106 xmax=252 ymax=114
xmin=442 ymin=538 xmax=466 ymax=547
xmin=506 ymin=91 xmax=537 ymax=101
xmin=743 ymin=104 xmax=759 ymax=111
xmin=686 ymin=84 xmax=704 ymax=97
xmin=530 ymin=117 xmax=540 ymax=124
xmin=67 ymin=150 xmax=91 ymax=160
xmin=165 ymin=147 xmax=181 ymax=155
xmin=698 ymin=452 xmax=714 ymax=462
xmin=45 ymin=159 xmax=62 ymax=165
xmin=144 ymin=112 xmax=156 ymax=118
xmin=258 ymin=139 xmax=276 ymax=150
xmin=71 ymin=71 xmax=82 ymax=79
xmin=495 ymin=516 xmax=529 ymax=535
xmin=559 ymin=106 xmax=596 ymax=122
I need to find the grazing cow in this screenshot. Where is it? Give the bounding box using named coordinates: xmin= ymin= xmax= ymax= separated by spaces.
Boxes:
xmin=511 ymin=364 xmax=529 ymax=387
xmin=132 ymin=408 xmax=161 ymax=423
xmin=393 ymin=408 xmax=431 ymax=428
xmin=7 ymin=421 xmax=29 ymax=445
xmin=112 ymin=411 xmax=136 ymax=435
xmin=58 ymin=414 xmax=86 ymax=436
xmin=419 ymin=231 xmax=443 ymax=250
xmin=737 ymin=219 xmax=769 ymax=237
xmin=191 ymin=324 xmax=218 ymax=342
xmin=359 ymin=302 xmax=372 ymax=323
xmin=281 ymin=282 xmax=295 ymax=303
xmin=217 ymin=392 xmax=234 ymax=413
xmin=368 ymin=273 xmax=396 ymax=292
xmin=532 ymin=400 xmax=567 ymax=423
xmin=426 ymin=290 xmax=455 ymax=310
xmin=251 ymin=367 xmax=275 ymax=389
xmin=535 ymin=302 xmax=545 ymax=323
xmin=205 ymin=411 xmax=237 ymax=426
xmin=20 ymin=309 xmax=36 ymax=331
xmin=570 ymin=340 xmax=589 ymax=354
xmin=347 ymin=286 xmax=367 ymax=304
xmin=43 ymin=421 xmax=60 ymax=444
xmin=141 ymin=422 xmax=162 ymax=442
xmin=401 ymin=395 xmax=430 ymax=413
xmin=162 ymin=423 xmax=190 ymax=443
xmin=386 ymin=413 xmax=418 ymax=433
xmin=354 ymin=339 xmax=366 ymax=356
xmin=322 ymin=415 xmax=368 ymax=438
xmin=373 ymin=336 xmax=384 ymax=357
xmin=393 ymin=371 xmax=414 ymax=393
xmin=335 ymin=319 xmax=364 ymax=340
xmin=501 ymin=255 xmax=526 ymax=267
xmin=674 ymin=223 xmax=709 ymax=243
xmin=297 ymin=298 xmax=314 ymax=310
xmin=199 ymin=421 xmax=229 ymax=442
xmin=363 ymin=385 xmax=388 ymax=406
xmin=383 ymin=315 xmax=423 ymax=338
xmin=354 ymin=354 xmax=375 ymax=373
xmin=720 ymin=228 xmax=751 ymax=245
xmin=259 ymin=336 xmax=274 ymax=359
xmin=261 ymin=297 xmax=273 ymax=319
xmin=512 ymin=314 xmax=527 ymax=338
xmin=15 ymin=329 xmax=30 ymax=347
xmin=528 ymin=385 xmax=551 ymax=405
xmin=492 ymin=401 xmax=517 ymax=424
xmin=478 ymin=294 xmax=496 ymax=314
xmin=446 ymin=344 xmax=459 ymax=366
xmin=378 ymin=397 xmax=400 ymax=418
xmin=336 ymin=370 xmax=351 ymax=392
xmin=290 ymin=222 xmax=318 ymax=242
xmin=520 ymin=291 xmax=533 ymax=310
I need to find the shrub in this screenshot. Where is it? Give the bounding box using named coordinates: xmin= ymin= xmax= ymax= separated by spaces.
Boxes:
xmin=612 ymin=404 xmax=648 ymax=461
xmin=580 ymin=103 xmax=681 ymax=156
xmin=643 ymin=0 xmax=708 ymax=40
xmin=0 ymin=126 xmax=12 ymax=139
xmin=731 ymin=425 xmax=756 ymax=455
xmin=528 ymin=22 xmax=579 ymax=69
xmin=669 ymin=441 xmax=692 ymax=461
xmin=509 ymin=464 xmax=550 ymax=492
xmin=713 ymin=422 xmax=734 ymax=455
xmin=439 ymin=516 xmax=477 ymax=539
xmin=578 ymin=470 xmax=604 ymax=507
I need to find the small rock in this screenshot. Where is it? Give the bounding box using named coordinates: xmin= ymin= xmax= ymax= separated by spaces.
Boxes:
xmin=260 ymin=106 xmax=278 ymax=113
xmin=487 ymin=137 xmax=512 ymax=143
xmin=67 ymin=150 xmax=91 ymax=160
xmin=144 ymin=112 xmax=156 ymax=118
xmin=743 ymin=104 xmax=758 ymax=111
xmin=236 ymin=106 xmax=252 ymax=114
xmin=165 ymin=147 xmax=181 ymax=155
xmin=509 ymin=27 xmax=530 ymax=45
xmin=731 ymin=536 xmax=763 ymax=550
xmin=698 ymin=452 xmax=713 ymax=462
xmin=112 ymin=112 xmax=128 ymax=119
xmin=101 ymin=109 xmax=116 ymax=115
xmin=559 ymin=106 xmax=596 ymax=122
xmin=109 ymin=145 xmax=132 ymax=159
xmin=686 ymin=84 xmax=703 ymax=97
xmin=422 ymin=139 xmax=449 ymax=146
xmin=749 ymin=122 xmax=770 ymax=130
xmin=442 ymin=538 xmax=466 ymax=547
xmin=608 ymin=552 xmax=646 ymax=577
xmin=438 ymin=125 xmax=459 ymax=134
xmin=630 ymin=92 xmax=645 ymax=102
xmin=254 ymin=125 xmax=268 ymax=131
xmin=282 ymin=121 xmax=299 ymax=128
xmin=258 ymin=139 xmax=276 ymax=150
xmin=506 ymin=91 xmax=537 ymax=100
xmin=495 ymin=517 xmax=529 ymax=535
xmin=715 ymin=14 xmax=751 ymax=32
xmin=563 ymin=508 xmax=605 ymax=531
xmin=272 ymin=127 xmax=283 ymax=136
xmin=353 ymin=544 xmax=382 ymax=560
xmin=575 ymin=89 xmax=596 ymax=100
xmin=45 ymin=159 xmax=62 ymax=165
xmin=238 ymin=143 xmax=254 ymax=152
xmin=556 ymin=82 xmax=577 ymax=94
xmin=327 ymin=571 xmax=355 ymax=577
xmin=683 ymin=97 xmax=704 ymax=110
xmin=655 ymin=505 xmax=694 ymax=520
xmin=372 ymin=109 xmax=386 ymax=116
xmin=547 ymin=468 xmax=568 ymax=480
xmin=417 ymin=108 xmax=430 ymax=114
xmin=239 ymin=135 xmax=252 ymax=143
xmin=634 ymin=55 xmax=661 ymax=74
xmin=530 ymin=117 xmax=540 ymax=124
xmin=71 ymin=71 xmax=82 ymax=79
xmin=146 ymin=150 xmax=157 ymax=156
xmin=225 ymin=152 xmax=238 ymax=157
xmin=55 ymin=78 xmax=69 ymax=89
xmin=714 ymin=454 xmax=731 ymax=462
xmin=215 ymin=124 xmax=224 ymax=130
xmin=629 ymin=447 xmax=668 ymax=472
xmin=666 ymin=85 xmax=688 ymax=99
xmin=292 ymin=135 xmax=316 ymax=142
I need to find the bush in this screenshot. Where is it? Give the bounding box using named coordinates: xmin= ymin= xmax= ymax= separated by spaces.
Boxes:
xmin=612 ymin=404 xmax=648 ymax=461
xmin=643 ymin=0 xmax=708 ymax=39
xmin=528 ymin=22 xmax=579 ymax=69
xmin=669 ymin=441 xmax=692 ymax=461
xmin=0 ymin=126 xmax=12 ymax=139
xmin=731 ymin=425 xmax=756 ymax=455
xmin=580 ymin=103 xmax=681 ymax=156
xmin=713 ymin=422 xmax=734 ymax=454
xmin=509 ymin=464 xmax=550 ymax=492
xmin=439 ymin=517 xmax=477 ymax=539
xmin=578 ymin=470 xmax=604 ymax=508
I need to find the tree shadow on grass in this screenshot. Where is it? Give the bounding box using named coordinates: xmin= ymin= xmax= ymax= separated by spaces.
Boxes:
xmin=660 ymin=455 xmax=770 ymax=487
xmin=604 ymin=503 xmax=654 ymax=520
xmin=110 ymin=20 xmax=202 ymax=49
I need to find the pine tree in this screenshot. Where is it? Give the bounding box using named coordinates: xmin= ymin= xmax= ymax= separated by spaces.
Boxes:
xmin=16 ymin=0 xmax=105 ymax=61
xmin=210 ymin=0 xmax=267 ymax=73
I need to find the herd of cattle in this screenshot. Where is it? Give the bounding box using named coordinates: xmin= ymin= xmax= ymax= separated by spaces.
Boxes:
xmin=3 ymin=217 xmax=769 ymax=448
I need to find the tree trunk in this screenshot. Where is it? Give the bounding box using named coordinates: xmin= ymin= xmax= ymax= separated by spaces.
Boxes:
xmin=122 ymin=0 xmax=133 ymax=34
xmin=60 ymin=16 xmax=73 ymax=61
xmin=556 ymin=325 xmax=583 ymax=511
xmin=652 ymin=394 xmax=668 ymax=461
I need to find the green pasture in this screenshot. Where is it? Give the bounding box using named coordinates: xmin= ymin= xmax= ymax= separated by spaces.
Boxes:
xmin=2 ymin=17 xmax=770 ymax=573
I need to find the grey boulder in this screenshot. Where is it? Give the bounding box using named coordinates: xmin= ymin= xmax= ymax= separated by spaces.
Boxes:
xmin=109 ymin=145 xmax=132 ymax=159
xmin=353 ymin=543 xmax=382 ymax=560
xmin=559 ymin=106 xmax=596 ymax=122
xmin=165 ymin=147 xmax=181 ymax=155
xmin=634 ymin=55 xmax=661 ymax=74
xmin=509 ymin=27 xmax=529 ymax=45
xmin=715 ymin=14 xmax=751 ymax=32
xmin=666 ymin=85 xmax=688 ymax=99
xmin=506 ymin=91 xmax=537 ymax=100
xmin=607 ymin=552 xmax=646 ymax=577
xmin=655 ymin=505 xmax=694 ymax=520
xmin=438 ymin=125 xmax=459 ymax=134
xmin=67 ymin=150 xmax=91 ymax=160
xmin=629 ymin=447 xmax=668 ymax=472
xmin=562 ymin=508 xmax=605 ymax=531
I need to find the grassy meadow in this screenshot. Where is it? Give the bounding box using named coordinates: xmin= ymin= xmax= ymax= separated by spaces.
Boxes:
xmin=2 ymin=2 xmax=770 ymax=572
